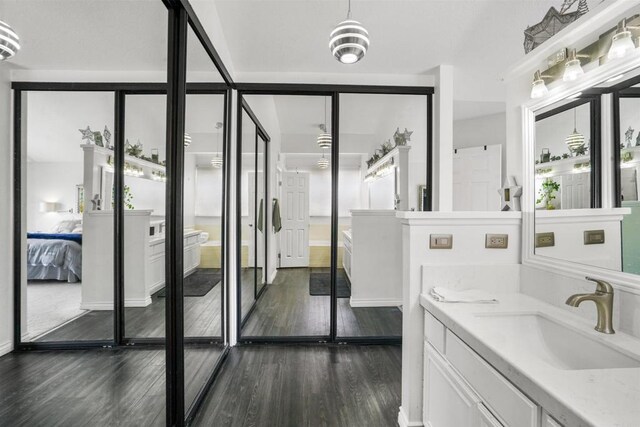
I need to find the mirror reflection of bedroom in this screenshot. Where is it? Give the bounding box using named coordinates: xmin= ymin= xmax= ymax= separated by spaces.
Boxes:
xmin=239 ymin=93 xmax=427 ymax=339
xmin=23 ymin=91 xmax=115 ymax=341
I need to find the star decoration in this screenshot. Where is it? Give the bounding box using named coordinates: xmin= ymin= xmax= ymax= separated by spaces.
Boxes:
xmin=103 ymin=126 xmax=112 ymax=147
xmin=79 ymin=126 xmax=94 ymax=144
xmin=626 ymin=126 xmax=634 ymax=147
xmin=497 ymin=177 xmax=523 ymax=211
xmin=402 ymin=128 xmax=413 ymax=142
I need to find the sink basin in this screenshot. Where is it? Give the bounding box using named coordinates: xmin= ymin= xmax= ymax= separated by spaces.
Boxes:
xmin=474 ymin=313 xmax=640 ymax=370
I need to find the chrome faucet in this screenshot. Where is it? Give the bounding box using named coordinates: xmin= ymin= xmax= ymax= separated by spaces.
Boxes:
xmin=566 ymin=277 xmax=615 ymax=334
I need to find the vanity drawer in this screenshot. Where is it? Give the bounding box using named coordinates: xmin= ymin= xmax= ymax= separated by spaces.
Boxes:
xmin=445 ymin=330 xmax=539 ymax=427
xmin=424 ymin=311 xmax=446 ymax=354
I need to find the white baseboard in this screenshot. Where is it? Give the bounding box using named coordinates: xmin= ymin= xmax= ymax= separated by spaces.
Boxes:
xmin=81 ymin=296 xmax=151 ymax=310
xmin=0 ymin=341 xmax=12 ymax=357
xmin=350 ymin=297 xmax=403 ymax=308
xmin=149 ymin=281 xmax=165 ymax=295
xmin=397 ymin=407 xmax=423 ymax=427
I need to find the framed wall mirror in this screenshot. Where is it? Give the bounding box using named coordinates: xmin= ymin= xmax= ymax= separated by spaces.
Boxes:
xmin=524 ymin=47 xmax=640 ymax=283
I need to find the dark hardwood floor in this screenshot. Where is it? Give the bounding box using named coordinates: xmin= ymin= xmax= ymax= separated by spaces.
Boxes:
xmin=192 ymin=344 xmax=402 ymax=427
xmin=242 ymin=268 xmax=402 ymax=337
xmin=34 ymin=270 xmax=223 ymax=342
xmin=0 ymin=345 xmax=224 ymax=426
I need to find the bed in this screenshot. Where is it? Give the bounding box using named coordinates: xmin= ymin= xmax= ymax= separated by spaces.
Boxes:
xmin=27 ymin=219 xmax=83 ymax=283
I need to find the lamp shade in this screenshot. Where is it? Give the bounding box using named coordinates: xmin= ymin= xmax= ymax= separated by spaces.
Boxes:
xmin=608 ymin=29 xmax=635 ymax=60
xmin=211 ymin=156 xmax=223 ymax=169
xmin=565 ymin=130 xmax=585 ymax=154
xmin=317 ymin=157 xmax=330 ymax=169
xmin=563 ymin=49 xmax=584 ymax=82
xmin=317 ymin=133 xmax=331 ymax=149
xmin=0 ymin=20 xmax=20 ymax=61
xmin=530 ymin=71 xmax=548 ymax=99
xmin=39 ymin=202 xmax=59 ymax=213
xmin=329 ymin=19 xmax=369 ymax=64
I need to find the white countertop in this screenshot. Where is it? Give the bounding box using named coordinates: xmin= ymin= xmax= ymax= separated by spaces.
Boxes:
xmin=421 ymin=292 xmax=640 ymax=427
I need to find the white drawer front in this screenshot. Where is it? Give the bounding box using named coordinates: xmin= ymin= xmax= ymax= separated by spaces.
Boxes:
xmin=445 ymin=330 xmax=538 ymax=427
xmin=425 ymin=311 xmax=446 ymax=354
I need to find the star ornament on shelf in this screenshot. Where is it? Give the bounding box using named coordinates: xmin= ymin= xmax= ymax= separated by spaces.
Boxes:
xmin=402 ymin=128 xmax=413 ymax=142
xmin=498 ymin=177 xmax=523 ymax=211
xmin=79 ymin=126 xmax=94 ymax=144
xmin=103 ymin=126 xmax=112 ymax=148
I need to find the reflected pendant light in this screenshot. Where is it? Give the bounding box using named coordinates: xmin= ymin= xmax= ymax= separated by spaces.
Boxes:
xmin=563 ymin=49 xmax=584 ymax=82
xmin=317 ymin=97 xmax=332 ymax=148
xmin=0 ymin=20 xmax=20 ymax=61
xmin=329 ymin=0 xmax=370 ymax=64
xmin=211 ymin=121 xmax=223 ymax=168
xmin=184 ymin=132 xmax=192 ymax=147
xmin=608 ymin=18 xmax=636 ymax=60
xmin=565 ymin=108 xmax=585 ymax=155
xmin=317 ymin=151 xmax=329 ymax=169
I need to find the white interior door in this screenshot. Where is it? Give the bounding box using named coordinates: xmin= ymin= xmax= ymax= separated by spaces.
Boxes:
xmin=280 ymin=171 xmax=309 ymax=268
xmin=561 ymin=171 xmax=590 ymax=209
xmin=453 ymin=145 xmax=502 ymax=211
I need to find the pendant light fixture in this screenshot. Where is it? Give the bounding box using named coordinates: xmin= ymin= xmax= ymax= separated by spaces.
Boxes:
xmin=608 ymin=18 xmax=636 ymax=60
xmin=530 ymin=70 xmax=549 ymax=99
xmin=184 ymin=132 xmax=192 ymax=147
xmin=0 ymin=20 xmax=20 ymax=61
xmin=211 ymin=122 xmax=223 ymax=168
xmin=563 ymin=49 xmax=584 ymax=82
xmin=317 ymin=151 xmax=329 ymax=169
xmin=329 ymin=0 xmax=370 ymax=64
xmin=565 ymin=108 xmax=585 ymax=155
xmin=317 ymin=97 xmax=332 ymax=148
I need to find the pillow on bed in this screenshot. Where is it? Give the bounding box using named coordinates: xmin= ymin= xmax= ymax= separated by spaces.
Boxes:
xmin=51 ymin=220 xmax=81 ymax=233
xmin=71 ymin=227 xmax=82 ymax=233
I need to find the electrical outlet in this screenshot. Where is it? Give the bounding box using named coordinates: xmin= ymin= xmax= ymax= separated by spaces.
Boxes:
xmin=485 ymin=234 xmax=508 ymax=249
xmin=584 ymin=229 xmax=605 ymax=245
xmin=430 ymin=234 xmax=453 ymax=249
xmin=535 ymin=232 xmax=555 ymax=248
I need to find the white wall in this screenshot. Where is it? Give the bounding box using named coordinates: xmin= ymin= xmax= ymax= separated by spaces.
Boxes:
xmin=26 ymin=162 xmax=83 ymax=232
xmin=454 ymin=112 xmax=507 ymax=181
xmin=0 ymin=64 xmax=13 ymax=355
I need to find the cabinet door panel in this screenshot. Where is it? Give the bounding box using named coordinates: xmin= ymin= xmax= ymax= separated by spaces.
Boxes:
xmin=478 ymin=403 xmax=503 ymax=427
xmin=424 ymin=342 xmax=480 ymax=427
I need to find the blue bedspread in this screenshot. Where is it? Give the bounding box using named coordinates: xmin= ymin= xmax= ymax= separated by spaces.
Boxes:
xmin=27 ymin=233 xmax=82 ymax=244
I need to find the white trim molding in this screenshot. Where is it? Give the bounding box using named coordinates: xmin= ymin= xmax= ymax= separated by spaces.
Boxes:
xmin=397 ymin=406 xmax=424 ymax=427
xmin=0 ymin=341 xmax=12 ymax=357
xmin=349 ymin=298 xmax=402 ymax=308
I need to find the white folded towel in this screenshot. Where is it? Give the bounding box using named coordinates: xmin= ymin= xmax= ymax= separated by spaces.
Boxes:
xmin=430 ymin=287 xmax=498 ymax=304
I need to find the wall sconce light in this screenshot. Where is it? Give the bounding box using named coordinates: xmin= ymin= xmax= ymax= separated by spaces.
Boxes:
xmin=563 ymin=49 xmax=585 ymax=82
xmin=531 ymin=70 xmax=550 ymax=99
xmin=608 ymin=18 xmax=637 ymax=60
xmin=39 ymin=202 xmax=61 ymax=213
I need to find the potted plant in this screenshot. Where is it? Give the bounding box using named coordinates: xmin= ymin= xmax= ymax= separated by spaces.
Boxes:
xmin=536 ymin=178 xmax=560 ymax=210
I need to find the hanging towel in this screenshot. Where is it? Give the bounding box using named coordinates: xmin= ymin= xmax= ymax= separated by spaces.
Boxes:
xmin=272 ymin=198 xmax=282 ymax=233
xmin=257 ymin=199 xmax=264 ymax=233
xmin=429 ymin=287 xmax=498 ymax=304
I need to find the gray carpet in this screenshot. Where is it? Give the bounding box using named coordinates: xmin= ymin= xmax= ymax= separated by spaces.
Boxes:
xmin=309 ymin=270 xmax=351 ymax=298
xmin=157 ymin=269 xmax=221 ymax=297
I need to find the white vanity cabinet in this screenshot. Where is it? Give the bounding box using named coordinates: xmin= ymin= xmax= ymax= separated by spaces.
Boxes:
xmin=423 ymin=311 xmax=563 ymax=427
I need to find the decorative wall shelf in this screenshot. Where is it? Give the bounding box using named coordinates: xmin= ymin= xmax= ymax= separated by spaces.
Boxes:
xmin=82 ymin=144 xmax=166 ymax=180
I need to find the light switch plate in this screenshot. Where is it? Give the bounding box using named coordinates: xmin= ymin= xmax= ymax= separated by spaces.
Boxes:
xmin=584 ymin=229 xmax=605 ymax=245
xmin=535 ymin=232 xmax=555 ymax=248
xmin=485 ymin=233 xmax=508 ymax=249
xmin=430 ymin=234 xmax=453 ymax=249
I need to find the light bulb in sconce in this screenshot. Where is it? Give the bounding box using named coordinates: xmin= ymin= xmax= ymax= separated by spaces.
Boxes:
xmin=563 ymin=49 xmax=584 ymax=82
xmin=530 ymin=70 xmax=549 ymax=99
xmin=608 ymin=19 xmax=636 ymax=60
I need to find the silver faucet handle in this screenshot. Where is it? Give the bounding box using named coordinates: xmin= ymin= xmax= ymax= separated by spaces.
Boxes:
xmin=585 ymin=277 xmax=614 ymax=294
